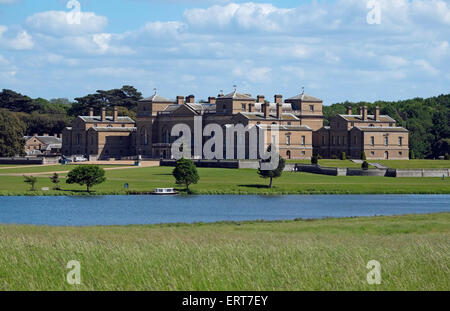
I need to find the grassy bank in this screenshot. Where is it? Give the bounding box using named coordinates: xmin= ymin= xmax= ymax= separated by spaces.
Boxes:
xmin=0 ymin=166 xmax=449 ymax=195
xmin=0 ymin=213 xmax=448 ymax=290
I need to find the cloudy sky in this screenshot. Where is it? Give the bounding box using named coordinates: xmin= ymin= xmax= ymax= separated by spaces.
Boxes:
xmin=0 ymin=0 xmax=449 ymax=104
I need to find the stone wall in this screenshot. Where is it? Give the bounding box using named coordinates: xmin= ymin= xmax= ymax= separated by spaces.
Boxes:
xmin=396 ymin=169 xmax=450 ymax=177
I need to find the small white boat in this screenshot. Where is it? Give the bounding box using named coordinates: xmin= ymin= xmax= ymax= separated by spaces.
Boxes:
xmin=152 ymin=188 xmax=178 ymax=195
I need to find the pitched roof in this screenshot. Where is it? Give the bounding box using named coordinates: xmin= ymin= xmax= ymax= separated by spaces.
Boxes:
xmin=353 ymin=126 xmax=408 ymax=132
xmin=79 ymin=116 xmax=135 ymax=123
xmin=339 ymin=114 xmax=395 ymax=123
xmin=140 ymin=92 xmax=174 ymax=103
xmin=24 ymin=136 xmax=61 ymax=145
xmin=239 ymin=112 xmax=299 ymax=121
xmin=219 ymin=90 xmax=255 ymax=100
xmin=88 ymin=127 xmax=137 ymax=132
xmin=256 ymin=124 xmax=312 ymax=131
xmin=286 ymin=92 xmax=322 ymax=102
xmin=254 ymin=102 xmax=292 ymax=112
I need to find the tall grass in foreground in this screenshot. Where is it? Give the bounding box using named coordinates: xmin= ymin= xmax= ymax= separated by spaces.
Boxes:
xmin=0 ymin=213 xmax=449 ymax=290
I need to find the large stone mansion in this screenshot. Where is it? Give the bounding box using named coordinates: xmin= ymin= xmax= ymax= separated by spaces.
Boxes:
xmin=62 ymin=89 xmax=409 ymax=160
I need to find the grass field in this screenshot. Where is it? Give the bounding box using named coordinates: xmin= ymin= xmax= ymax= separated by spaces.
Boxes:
xmin=0 ymin=213 xmax=448 ymax=290
xmin=0 ymin=166 xmax=449 ymax=195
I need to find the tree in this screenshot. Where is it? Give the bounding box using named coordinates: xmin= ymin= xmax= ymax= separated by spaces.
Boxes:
xmin=66 ymin=165 xmax=106 ymax=192
xmin=361 ymin=151 xmax=367 ymax=160
xmin=172 ymin=158 xmax=199 ymax=192
xmin=0 ymin=109 xmax=26 ymax=157
xmin=361 ymin=161 xmax=369 ymax=170
xmin=70 ymin=85 xmax=143 ymax=117
xmin=50 ymin=173 xmax=60 ymax=190
xmin=23 ymin=175 xmax=37 ymax=191
xmin=257 ymin=147 xmax=286 ymax=188
xmin=0 ymin=89 xmax=36 ymax=113
xmin=311 ymin=155 xmax=318 ymax=165
xmin=340 ymin=152 xmax=347 ymax=160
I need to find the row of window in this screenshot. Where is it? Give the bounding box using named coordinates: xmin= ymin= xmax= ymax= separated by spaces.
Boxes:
xmin=285 ymin=135 xmax=306 ymax=146
xmin=370 ymin=136 xmax=403 ymax=146
xmin=322 ymin=135 xmax=404 ymax=146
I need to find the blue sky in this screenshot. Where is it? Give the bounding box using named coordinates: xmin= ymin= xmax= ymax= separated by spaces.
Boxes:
xmin=0 ymin=0 xmax=449 ymax=105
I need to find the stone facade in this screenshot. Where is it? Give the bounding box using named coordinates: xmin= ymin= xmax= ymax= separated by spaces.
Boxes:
xmin=62 ymin=90 xmax=409 ymax=161
xmin=62 ymin=107 xmax=136 ymax=160
xmin=313 ymin=106 xmax=409 ymax=160
xmin=24 ymin=134 xmax=62 ymax=156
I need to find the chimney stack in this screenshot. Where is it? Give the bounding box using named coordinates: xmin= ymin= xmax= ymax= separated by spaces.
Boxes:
xmin=257 ymin=95 xmax=265 ymax=103
xmin=375 ymin=106 xmax=380 ymax=121
xmin=176 ymin=96 xmax=184 ymax=105
xmin=89 ymin=107 xmax=94 ymax=117
xmin=276 ymin=103 xmax=282 ymax=119
xmin=274 ymin=94 xmax=283 ymax=105
xmin=208 ymin=96 xmax=216 ymax=105
xmin=346 ymin=106 xmax=352 ymax=115
xmin=361 ymin=106 xmax=368 ymax=121
xmin=113 ymin=106 xmax=118 ymax=122
xmin=186 ymin=95 xmax=195 ymax=104
xmin=43 ymin=133 xmax=49 ymax=137
xmin=263 ymin=103 xmax=270 ymax=119
xmin=101 ymin=107 xmax=106 ymax=121
xmin=248 ymin=103 xmax=254 ymax=113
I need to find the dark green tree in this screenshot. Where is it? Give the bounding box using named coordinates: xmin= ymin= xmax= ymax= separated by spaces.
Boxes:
xmin=172 ymin=158 xmax=199 ymax=192
xmin=0 ymin=109 xmax=26 ymax=156
xmin=70 ymin=85 xmax=142 ymax=117
xmin=23 ymin=175 xmax=37 ymax=191
xmin=66 ymin=165 xmax=106 ymax=192
xmin=361 ymin=161 xmax=369 ymax=170
xmin=341 ymin=152 xmax=347 ymax=160
xmin=361 ymin=151 xmax=367 ymax=160
xmin=50 ymin=173 xmax=60 ymax=190
xmin=311 ymin=155 xmax=318 ymax=165
xmin=0 ymin=89 xmax=37 ymax=113
xmin=257 ymin=147 xmax=286 ymax=188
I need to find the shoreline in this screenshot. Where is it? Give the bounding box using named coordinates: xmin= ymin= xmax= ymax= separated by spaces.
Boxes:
xmin=1 ymin=189 xmax=450 ymax=196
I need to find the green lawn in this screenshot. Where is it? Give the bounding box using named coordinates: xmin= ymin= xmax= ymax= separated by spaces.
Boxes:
xmin=371 ymin=160 xmax=450 ymax=169
xmin=0 ymin=166 xmax=449 ymax=195
xmin=0 ymin=213 xmax=448 ymax=290
xmin=0 ymin=164 xmax=131 ymax=175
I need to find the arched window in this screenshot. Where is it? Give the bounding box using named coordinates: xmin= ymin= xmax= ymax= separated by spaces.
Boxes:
xmin=286 ymin=150 xmax=291 ymax=159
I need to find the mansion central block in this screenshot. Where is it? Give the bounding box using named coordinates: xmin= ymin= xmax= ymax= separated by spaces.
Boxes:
xmin=62 ymin=90 xmax=409 ymax=160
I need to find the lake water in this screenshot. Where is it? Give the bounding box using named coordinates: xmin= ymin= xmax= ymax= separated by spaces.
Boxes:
xmin=0 ymin=195 xmax=449 ymax=226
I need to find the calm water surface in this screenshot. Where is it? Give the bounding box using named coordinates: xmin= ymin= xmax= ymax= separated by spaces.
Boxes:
xmin=0 ymin=195 xmax=449 ymax=226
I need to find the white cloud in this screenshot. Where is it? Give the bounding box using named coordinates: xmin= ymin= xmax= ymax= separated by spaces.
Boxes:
xmin=0 ymin=25 xmax=33 ymax=50
xmin=414 ymin=59 xmax=439 ymax=76
xmin=26 ymin=10 xmax=108 ymax=36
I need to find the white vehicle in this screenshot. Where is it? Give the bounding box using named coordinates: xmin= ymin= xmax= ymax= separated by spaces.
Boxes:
xmin=74 ymin=156 xmax=88 ymax=162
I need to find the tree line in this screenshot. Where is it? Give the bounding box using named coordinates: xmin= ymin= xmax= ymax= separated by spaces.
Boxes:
xmin=0 ymin=87 xmax=448 ymax=158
